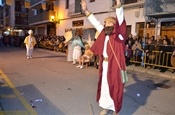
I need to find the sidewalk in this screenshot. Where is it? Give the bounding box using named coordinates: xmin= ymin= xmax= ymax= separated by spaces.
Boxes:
xmin=127 ymin=65 xmax=175 ymax=80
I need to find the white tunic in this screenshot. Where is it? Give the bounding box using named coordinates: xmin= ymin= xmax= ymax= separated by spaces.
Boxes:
xmin=72 ymin=39 xmax=82 ymax=60
xmin=73 ymin=45 xmax=82 ymax=60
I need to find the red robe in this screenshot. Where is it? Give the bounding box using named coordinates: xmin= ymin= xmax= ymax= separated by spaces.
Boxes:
xmin=90 ymin=18 xmax=127 ymax=113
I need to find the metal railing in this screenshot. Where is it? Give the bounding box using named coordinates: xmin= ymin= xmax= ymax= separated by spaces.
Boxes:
xmin=130 ymin=49 xmax=174 ymax=69
xmin=145 ymin=0 xmax=175 ymax=15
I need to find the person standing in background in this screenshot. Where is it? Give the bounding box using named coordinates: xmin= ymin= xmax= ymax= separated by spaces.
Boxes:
xmin=24 ymin=30 xmax=36 ymax=59
xmin=0 ymin=34 xmax=3 ymax=46
xmin=72 ymin=30 xmax=84 ymax=65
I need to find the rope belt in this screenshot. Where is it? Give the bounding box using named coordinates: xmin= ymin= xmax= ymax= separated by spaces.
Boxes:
xmin=103 ymin=57 xmax=108 ymax=61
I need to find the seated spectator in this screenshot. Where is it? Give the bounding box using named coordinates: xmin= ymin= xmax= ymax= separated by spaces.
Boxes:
xmin=159 ymin=39 xmax=171 ymax=72
xmin=132 ymin=40 xmax=143 ymax=66
xmin=125 ymin=33 xmax=134 ymax=46
xmin=153 ymin=35 xmax=163 ymax=51
xmin=150 ymin=36 xmax=155 ymax=42
xmin=76 ymin=44 xmax=93 ymax=69
xmin=144 ymin=39 xmax=155 ymax=64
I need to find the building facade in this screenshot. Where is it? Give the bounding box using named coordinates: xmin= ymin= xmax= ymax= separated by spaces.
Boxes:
xmin=29 ymin=0 xmax=56 ymax=35
xmin=55 ymin=0 xmax=146 ymax=38
xmin=26 ymin=0 xmax=175 ymax=39
xmin=57 ymin=0 xmax=175 ymax=39
xmin=0 ymin=0 xmax=30 ymax=36
xmin=145 ymin=0 xmax=175 ymax=38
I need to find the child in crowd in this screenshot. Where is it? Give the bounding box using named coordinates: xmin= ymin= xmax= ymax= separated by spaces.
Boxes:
xmin=125 ymin=44 xmax=132 ymax=66
xmin=77 ymin=44 xmax=93 ymax=69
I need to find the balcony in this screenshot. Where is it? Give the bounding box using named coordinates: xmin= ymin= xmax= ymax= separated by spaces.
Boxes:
xmin=68 ymin=3 xmax=84 ymax=17
xmin=123 ymin=0 xmax=145 ymax=9
xmin=145 ymin=0 xmax=175 ymax=18
xmin=30 ymin=0 xmax=55 ymax=7
xmin=15 ymin=6 xmax=29 ymax=13
xmin=28 ymin=11 xmax=55 ymax=25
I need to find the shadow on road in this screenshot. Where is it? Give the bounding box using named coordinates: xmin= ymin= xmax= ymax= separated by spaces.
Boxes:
xmin=33 ymin=55 xmax=66 ymax=59
xmin=121 ymin=73 xmax=171 ymax=115
xmin=17 ymin=84 xmax=65 ymax=115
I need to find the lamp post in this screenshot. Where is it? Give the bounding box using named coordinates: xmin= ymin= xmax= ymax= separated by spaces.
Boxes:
xmin=50 ymin=15 xmax=60 ymax=24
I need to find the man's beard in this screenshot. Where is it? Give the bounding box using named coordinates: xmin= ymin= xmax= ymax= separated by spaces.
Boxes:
xmin=104 ymin=26 xmax=114 ymax=35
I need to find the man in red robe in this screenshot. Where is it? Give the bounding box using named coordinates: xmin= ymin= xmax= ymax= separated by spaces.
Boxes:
xmin=81 ymin=0 xmax=127 ymax=115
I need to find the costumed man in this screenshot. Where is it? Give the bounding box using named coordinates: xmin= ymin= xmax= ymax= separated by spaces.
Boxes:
xmin=72 ymin=30 xmax=84 ymax=65
xmin=81 ymin=0 xmax=127 ymax=115
xmin=24 ymin=30 xmax=36 ymax=59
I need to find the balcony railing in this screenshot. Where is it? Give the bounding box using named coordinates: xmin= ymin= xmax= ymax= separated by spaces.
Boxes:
xmin=28 ymin=11 xmax=55 ymax=25
xmin=30 ymin=0 xmax=43 ymax=6
xmin=15 ymin=6 xmax=29 ymax=13
xmin=145 ymin=0 xmax=175 ymax=18
xmin=122 ymin=0 xmax=145 ymax=9
xmin=30 ymin=0 xmax=55 ymax=6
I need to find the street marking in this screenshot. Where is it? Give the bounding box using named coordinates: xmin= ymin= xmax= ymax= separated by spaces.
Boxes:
xmin=0 ymin=94 xmax=16 ymax=98
xmin=0 ymin=111 xmax=29 ymax=115
xmin=0 ymin=69 xmax=38 ymax=115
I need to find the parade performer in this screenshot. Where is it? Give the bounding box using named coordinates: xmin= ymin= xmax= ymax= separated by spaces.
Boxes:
xmin=24 ymin=30 xmax=36 ymax=59
xmin=81 ymin=0 xmax=127 ymax=114
xmin=76 ymin=44 xmax=93 ymax=69
xmin=72 ymin=30 xmax=84 ymax=64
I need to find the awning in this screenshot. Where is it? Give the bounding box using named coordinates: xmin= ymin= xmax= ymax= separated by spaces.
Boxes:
xmin=147 ymin=12 xmax=175 ymax=19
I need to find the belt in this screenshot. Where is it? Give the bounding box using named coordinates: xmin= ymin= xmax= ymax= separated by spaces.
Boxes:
xmin=103 ymin=57 xmax=108 ymax=61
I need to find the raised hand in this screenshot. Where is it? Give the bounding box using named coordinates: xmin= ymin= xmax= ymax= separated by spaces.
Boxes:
xmin=80 ymin=0 xmax=91 ymax=16
xmin=80 ymin=0 xmax=87 ymax=12
xmin=116 ymin=0 xmax=122 ymax=6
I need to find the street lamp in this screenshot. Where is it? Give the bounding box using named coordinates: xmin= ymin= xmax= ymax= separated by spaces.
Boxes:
xmin=50 ymin=15 xmax=60 ymax=24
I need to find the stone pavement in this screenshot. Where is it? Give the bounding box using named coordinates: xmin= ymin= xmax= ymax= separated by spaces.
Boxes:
xmin=127 ymin=65 xmax=175 ymax=80
xmin=0 ymin=47 xmax=175 ymax=115
xmin=0 ymin=69 xmax=37 ymax=115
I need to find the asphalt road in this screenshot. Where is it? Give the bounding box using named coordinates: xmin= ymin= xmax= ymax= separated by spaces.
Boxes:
xmin=0 ymin=46 xmax=175 ymax=115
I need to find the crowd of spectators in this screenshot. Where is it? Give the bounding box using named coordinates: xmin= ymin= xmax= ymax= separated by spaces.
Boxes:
xmin=125 ymin=33 xmax=175 ymax=73
xmin=0 ymin=35 xmax=26 ymax=47
xmin=0 ymin=34 xmax=66 ymax=50
xmin=1 ymin=33 xmax=174 ymax=73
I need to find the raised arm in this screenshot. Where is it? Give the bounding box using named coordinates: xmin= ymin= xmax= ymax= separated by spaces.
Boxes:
xmin=80 ymin=0 xmax=103 ymax=33
xmin=115 ymin=0 xmax=124 ymax=26
xmin=115 ymin=0 xmax=127 ymax=41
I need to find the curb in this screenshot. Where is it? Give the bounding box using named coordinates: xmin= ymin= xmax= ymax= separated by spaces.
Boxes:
xmin=127 ymin=66 xmax=175 ymax=80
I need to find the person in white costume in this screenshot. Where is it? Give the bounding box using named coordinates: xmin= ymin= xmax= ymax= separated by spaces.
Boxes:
xmin=72 ymin=31 xmax=84 ymax=64
xmin=24 ymin=30 xmax=36 ymax=59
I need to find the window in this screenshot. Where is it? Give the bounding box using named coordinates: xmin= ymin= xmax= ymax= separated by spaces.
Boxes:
xmin=66 ymin=0 xmax=69 ymax=9
xmin=124 ymin=0 xmax=137 ymax=4
xmin=90 ymin=0 xmax=95 ymax=2
xmin=72 ymin=20 xmax=84 ymax=27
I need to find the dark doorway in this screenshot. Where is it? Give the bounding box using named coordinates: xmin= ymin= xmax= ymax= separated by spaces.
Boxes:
xmin=126 ymin=25 xmax=131 ymax=38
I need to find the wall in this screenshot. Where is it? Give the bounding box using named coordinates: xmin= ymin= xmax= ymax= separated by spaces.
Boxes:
xmin=124 ymin=7 xmax=145 ymax=35
xmin=57 ymin=0 xmax=146 ymax=37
